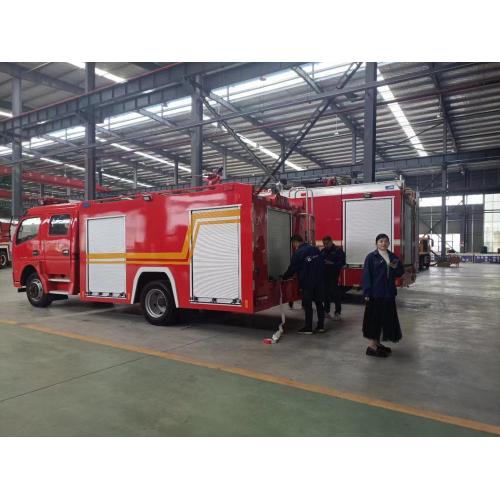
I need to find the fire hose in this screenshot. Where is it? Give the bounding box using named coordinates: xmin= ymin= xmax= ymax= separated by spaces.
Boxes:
xmin=263 ymin=281 xmax=286 ymax=345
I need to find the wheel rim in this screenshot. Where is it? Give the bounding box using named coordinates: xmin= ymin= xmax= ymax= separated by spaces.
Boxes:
xmin=145 ymin=288 xmax=168 ymax=319
xmin=29 ymin=278 xmax=44 ymax=302
xmin=0 ymin=254 xmax=6 ymax=267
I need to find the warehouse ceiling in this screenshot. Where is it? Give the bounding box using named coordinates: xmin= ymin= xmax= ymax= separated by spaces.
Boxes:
xmin=1 ymin=61 xmax=500 ymax=203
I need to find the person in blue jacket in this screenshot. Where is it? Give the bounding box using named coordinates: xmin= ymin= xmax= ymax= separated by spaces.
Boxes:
xmin=362 ymin=233 xmax=405 ymax=357
xmin=282 ymin=234 xmax=325 ymax=334
xmin=321 ymin=235 xmax=346 ymax=321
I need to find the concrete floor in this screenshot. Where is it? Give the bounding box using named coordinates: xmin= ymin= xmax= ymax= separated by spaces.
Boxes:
xmin=0 ymin=263 xmax=499 ymax=436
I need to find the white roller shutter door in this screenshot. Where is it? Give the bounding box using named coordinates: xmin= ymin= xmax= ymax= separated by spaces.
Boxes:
xmin=87 ymin=216 xmax=126 ymax=296
xmin=344 ymin=198 xmax=393 ymax=266
xmin=191 ymin=207 xmax=241 ymax=305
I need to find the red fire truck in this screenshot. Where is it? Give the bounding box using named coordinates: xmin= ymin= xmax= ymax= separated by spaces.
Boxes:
xmin=12 ymin=183 xmax=306 ymax=325
xmin=282 ymin=180 xmax=418 ymax=289
xmin=0 ymin=221 xmax=13 ymax=269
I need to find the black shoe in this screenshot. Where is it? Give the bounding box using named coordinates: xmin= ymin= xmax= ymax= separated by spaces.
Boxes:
xmin=377 ymin=344 xmax=392 ymax=354
xmin=366 ymin=346 xmax=389 ymax=358
xmin=298 ymin=326 xmax=314 ymax=335
xmin=314 ymin=327 xmax=326 ymax=333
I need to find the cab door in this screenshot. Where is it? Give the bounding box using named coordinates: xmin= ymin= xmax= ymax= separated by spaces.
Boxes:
xmin=43 ymin=212 xmax=73 ymax=279
xmin=12 ymin=216 xmax=42 ymax=282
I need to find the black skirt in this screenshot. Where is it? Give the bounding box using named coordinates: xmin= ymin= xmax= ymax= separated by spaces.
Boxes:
xmin=362 ymin=297 xmax=402 ymax=343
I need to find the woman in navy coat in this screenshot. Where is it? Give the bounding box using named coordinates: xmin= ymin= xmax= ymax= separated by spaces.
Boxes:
xmin=362 ymin=233 xmax=405 ymax=358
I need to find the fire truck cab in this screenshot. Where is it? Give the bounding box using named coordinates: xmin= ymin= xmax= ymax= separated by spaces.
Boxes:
xmin=12 ymin=183 xmax=304 ymax=325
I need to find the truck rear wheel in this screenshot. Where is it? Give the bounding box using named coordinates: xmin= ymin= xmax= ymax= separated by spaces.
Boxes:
xmin=0 ymin=251 xmax=7 ymax=269
xmin=26 ymin=272 xmax=53 ymax=308
xmin=140 ymin=280 xmax=177 ymax=326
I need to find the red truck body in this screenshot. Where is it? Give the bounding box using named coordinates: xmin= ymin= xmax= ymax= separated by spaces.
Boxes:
xmin=283 ymin=180 xmax=418 ymax=288
xmin=12 ymin=183 xmax=304 ymax=324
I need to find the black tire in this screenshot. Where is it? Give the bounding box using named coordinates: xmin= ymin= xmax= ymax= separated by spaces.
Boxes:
xmin=140 ymin=280 xmax=177 ymax=326
xmin=0 ymin=251 xmax=7 ymax=269
xmin=26 ymin=272 xmax=53 ymax=308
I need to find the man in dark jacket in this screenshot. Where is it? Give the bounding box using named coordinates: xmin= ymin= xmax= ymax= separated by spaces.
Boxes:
xmin=282 ymin=235 xmax=325 ymax=334
xmin=321 ymin=236 xmax=346 ymax=321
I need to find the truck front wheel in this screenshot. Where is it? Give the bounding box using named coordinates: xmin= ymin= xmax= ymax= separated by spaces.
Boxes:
xmin=26 ymin=272 xmax=53 ymax=308
xmin=0 ymin=250 xmax=8 ymax=269
xmin=140 ymin=280 xmax=177 ymax=326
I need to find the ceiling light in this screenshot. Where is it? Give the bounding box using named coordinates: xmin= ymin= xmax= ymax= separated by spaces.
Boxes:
xmin=377 ymin=69 xmax=428 ymax=157
xmin=68 ymin=62 xmax=126 ymax=83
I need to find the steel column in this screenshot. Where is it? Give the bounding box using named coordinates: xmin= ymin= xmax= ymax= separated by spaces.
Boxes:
xmin=281 ymin=144 xmax=286 ymax=173
xmin=11 ymin=78 xmax=22 ymax=217
xmin=84 ymin=63 xmax=96 ymax=200
xmin=190 ymin=74 xmax=203 ymax=187
xmin=363 ymin=63 xmax=377 ymax=183
xmin=441 ymin=120 xmax=448 ymax=258
xmin=463 ymin=169 xmax=470 ymax=251
xmin=352 ymin=132 xmax=357 ymax=165
xmin=40 ymin=183 xmax=45 ymax=198
xmin=222 ymin=150 xmax=227 ymax=180
xmin=173 ymin=159 xmax=179 ymax=185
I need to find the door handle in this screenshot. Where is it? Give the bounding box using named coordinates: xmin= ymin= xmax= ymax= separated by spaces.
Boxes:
xmin=32 ymin=250 xmax=39 ymax=256
xmin=62 ymin=249 xmax=70 ymax=256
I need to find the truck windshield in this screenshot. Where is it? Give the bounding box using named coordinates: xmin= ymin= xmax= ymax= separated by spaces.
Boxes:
xmin=16 ymin=217 xmax=41 ymax=244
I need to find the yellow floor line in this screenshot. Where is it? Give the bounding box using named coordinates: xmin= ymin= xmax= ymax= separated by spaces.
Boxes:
xmin=4 ymin=319 xmax=500 ymax=436
xmin=0 ymin=319 xmax=20 ymax=325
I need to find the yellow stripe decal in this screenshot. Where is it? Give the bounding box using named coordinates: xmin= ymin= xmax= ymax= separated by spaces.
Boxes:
xmin=88 ymin=260 xmax=126 ymax=265
xmin=88 ymin=252 xmax=126 ymax=259
xmin=192 ymin=208 xmax=240 ymax=220
xmin=87 ymin=213 xmax=240 ymax=263
xmin=126 ymin=260 xmax=188 ymax=266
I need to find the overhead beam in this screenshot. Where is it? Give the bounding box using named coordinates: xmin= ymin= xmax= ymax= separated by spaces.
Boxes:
xmin=0 ymin=63 xmax=479 ymax=148
xmin=257 ymin=93 xmax=339 ymax=192
xmin=206 ymin=87 xmax=329 ymax=169
xmin=200 ymin=94 xmax=276 ymax=178
xmin=33 ymin=133 xmax=166 ymax=186
xmin=292 ymin=63 xmax=388 ymax=161
xmin=137 ymin=108 xmax=257 ymax=168
xmin=130 ymin=62 xmax=163 ymax=72
xmin=231 ymin=147 xmax=500 ymax=185
xmin=0 ymin=164 xmax=110 ymax=193
xmin=0 ymin=62 xmax=84 ymax=95
xmin=0 ymin=62 xmax=300 ymax=140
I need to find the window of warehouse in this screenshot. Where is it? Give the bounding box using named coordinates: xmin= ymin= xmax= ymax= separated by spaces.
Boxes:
xmin=484 ymin=194 xmax=500 ymax=253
